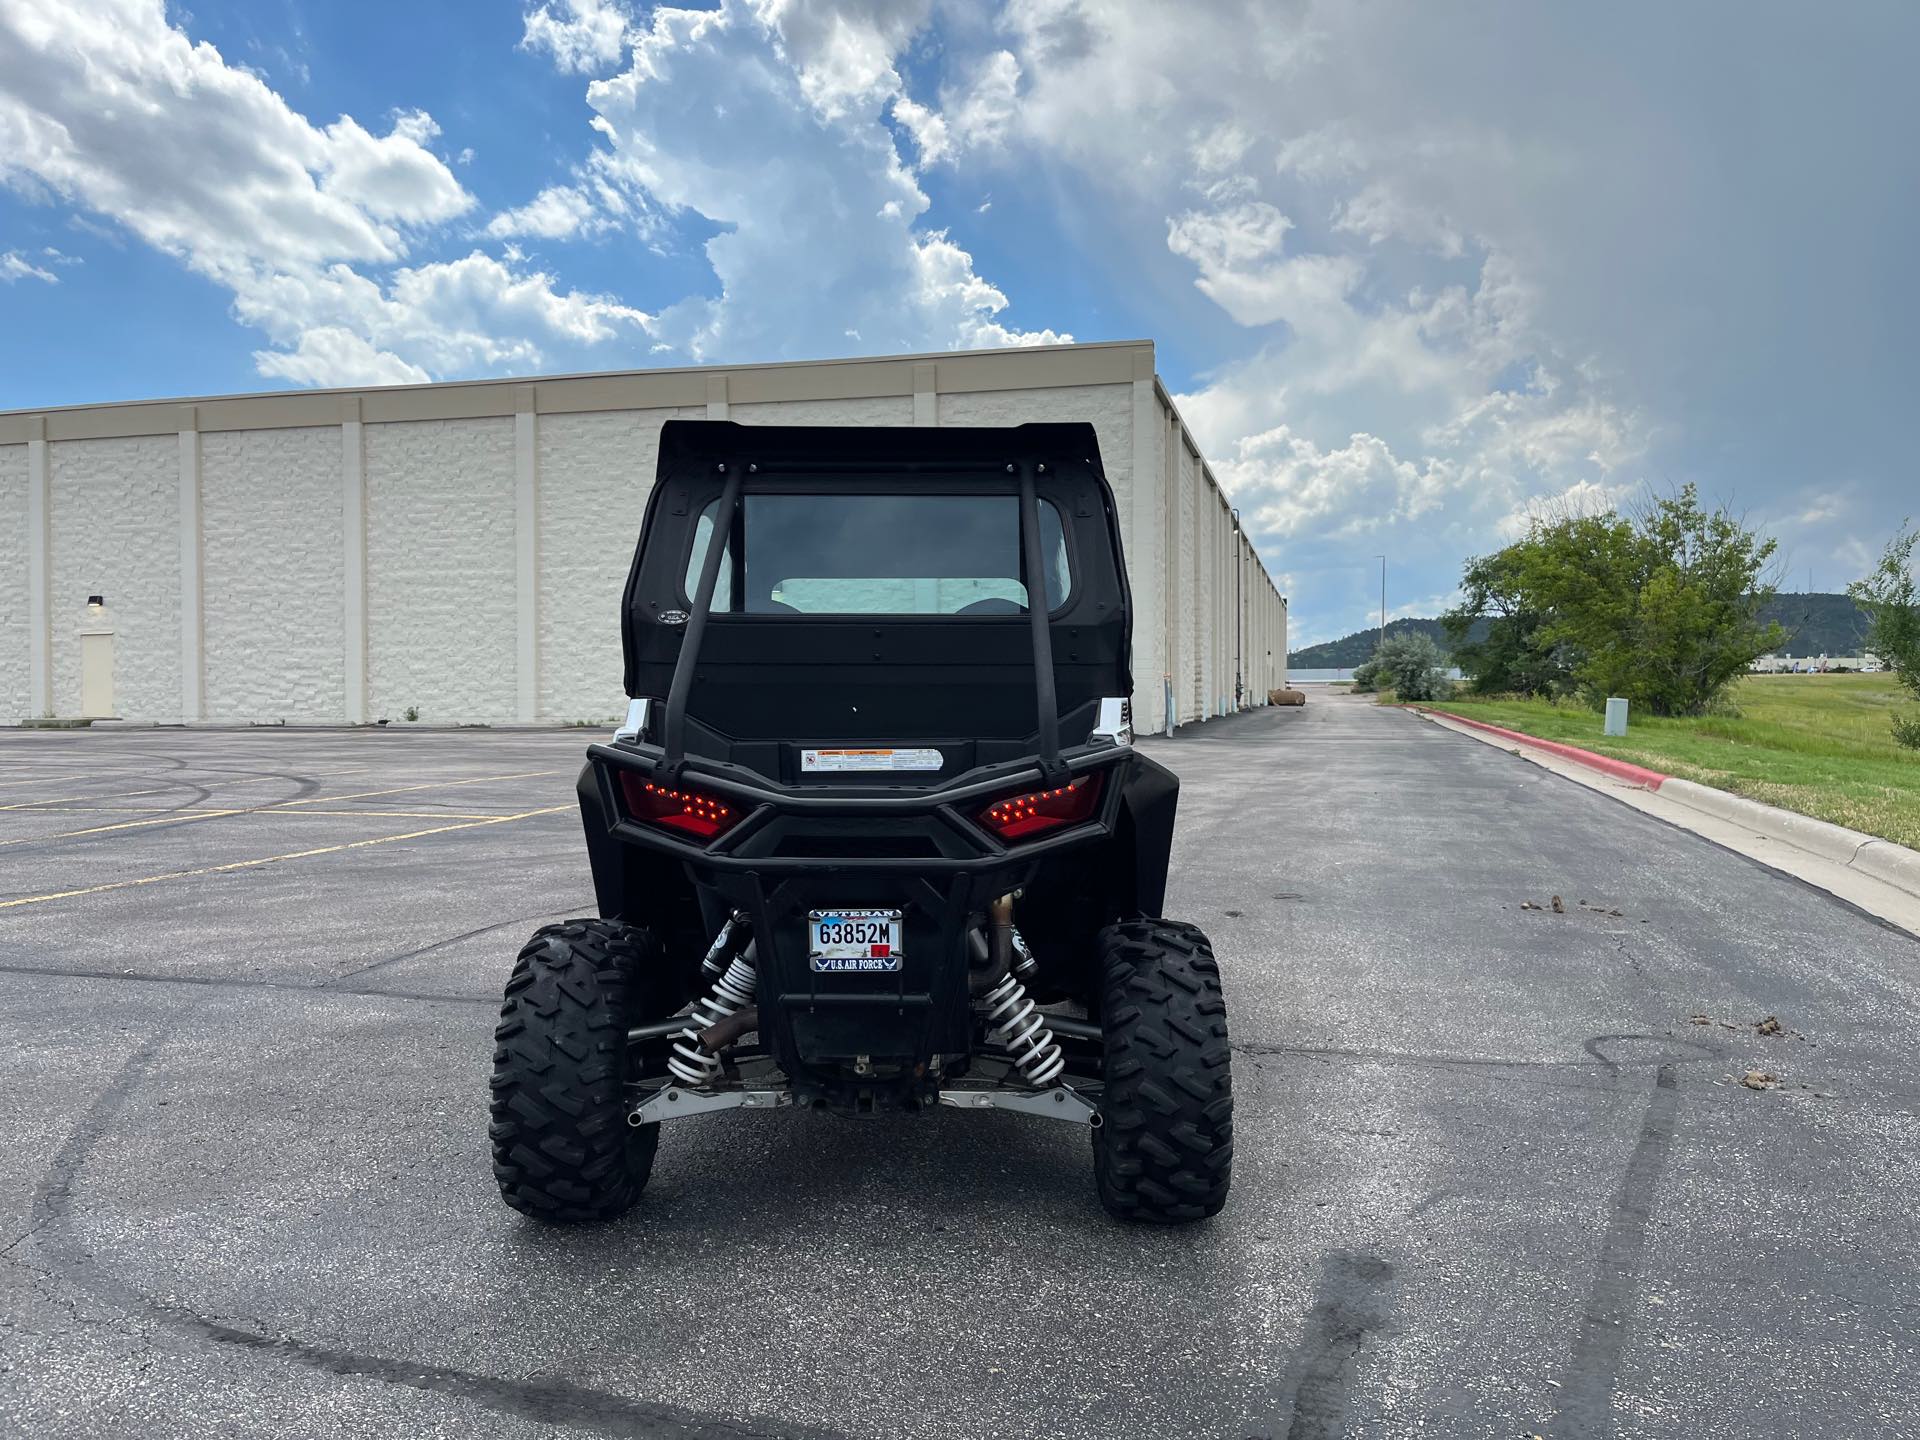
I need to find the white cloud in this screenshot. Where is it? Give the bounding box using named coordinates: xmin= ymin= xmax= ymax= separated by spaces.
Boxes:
xmin=1 ymin=249 xmax=57 ymax=283
xmin=951 ymin=0 xmax=1664 ymax=642
xmin=584 ymin=0 xmax=1061 ymax=361
xmin=1273 ymin=124 xmax=1367 ymax=182
xmin=1492 ymin=476 xmax=1635 ymax=540
xmin=912 ymin=231 xmax=1069 ymax=349
xmin=942 ymin=50 xmax=1021 ymax=154
xmin=893 ymin=49 xmax=1023 ymax=168
xmin=1214 ymin=424 xmax=1456 ymax=545
xmin=1332 ymin=182 xmax=1464 ymax=258
xmin=519 ymin=0 xmax=633 ymax=75
xmin=1166 ymin=201 xmax=1365 ymax=328
xmin=484 ymin=184 xmax=600 ymax=239
xmin=0 ymin=0 xmax=468 ymax=275
xmin=747 ymin=0 xmax=932 ymax=121
xmin=1192 ymin=121 xmax=1253 ymax=175
xmin=227 ymin=250 xmax=652 ymax=383
xmin=255 ymin=327 xmax=432 ymax=387
xmin=321 ymin=111 xmax=473 ymax=225
xmin=0 ymin=0 xmax=653 ymax=386
xmin=892 ymin=95 xmax=952 ymax=166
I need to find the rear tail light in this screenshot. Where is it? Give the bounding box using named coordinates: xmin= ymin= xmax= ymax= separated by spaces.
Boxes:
xmin=976 ymin=773 xmax=1104 ymax=842
xmin=618 ymin=773 xmax=741 ymax=840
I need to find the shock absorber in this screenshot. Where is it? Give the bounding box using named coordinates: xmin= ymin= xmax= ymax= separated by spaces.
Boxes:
xmin=977 ymin=972 xmax=1066 ymax=1087
xmin=668 ymin=941 xmax=758 ymax=1087
xmin=700 ymin=910 xmax=745 ymax=978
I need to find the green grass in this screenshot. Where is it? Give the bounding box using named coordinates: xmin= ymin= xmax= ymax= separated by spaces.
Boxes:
xmin=1415 ymin=674 xmax=1920 ymax=850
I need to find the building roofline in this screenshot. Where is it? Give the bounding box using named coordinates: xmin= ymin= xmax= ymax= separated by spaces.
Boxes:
xmin=0 ymin=338 xmax=1154 ymax=427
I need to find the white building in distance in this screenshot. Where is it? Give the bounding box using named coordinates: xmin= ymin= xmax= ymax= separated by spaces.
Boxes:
xmin=1 ymin=341 xmax=1285 ymax=733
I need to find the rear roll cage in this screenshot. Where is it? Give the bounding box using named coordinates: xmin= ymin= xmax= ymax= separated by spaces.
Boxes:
xmin=656 ymin=455 xmax=1071 ymax=785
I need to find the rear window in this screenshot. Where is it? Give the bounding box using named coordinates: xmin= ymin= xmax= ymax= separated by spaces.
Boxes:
xmin=684 ymin=493 xmax=1071 ymax=615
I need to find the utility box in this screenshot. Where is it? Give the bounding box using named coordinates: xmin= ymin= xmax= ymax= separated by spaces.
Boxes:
xmin=78 ymin=601 xmax=116 ymax=720
xmin=1604 ymin=696 xmax=1629 ymax=737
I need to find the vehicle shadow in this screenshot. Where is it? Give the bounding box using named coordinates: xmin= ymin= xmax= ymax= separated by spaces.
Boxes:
xmin=498 ymin=1103 xmax=1231 ymax=1254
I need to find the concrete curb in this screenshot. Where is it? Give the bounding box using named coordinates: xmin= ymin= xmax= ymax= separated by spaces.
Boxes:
xmin=1851 ymin=838 xmax=1920 ymax=895
xmin=1417 ymin=710 xmax=1670 ymax=789
xmin=1415 ymin=706 xmax=1920 ymax=905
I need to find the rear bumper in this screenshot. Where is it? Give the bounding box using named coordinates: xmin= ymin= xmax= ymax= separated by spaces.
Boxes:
xmin=581 ymin=738 xmax=1127 ymax=875
xmin=582 ymin=741 xmax=1129 ymax=1102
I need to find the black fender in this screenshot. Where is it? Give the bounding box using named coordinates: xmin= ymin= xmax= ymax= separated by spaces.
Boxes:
xmin=1116 ymin=750 xmax=1179 ymax=918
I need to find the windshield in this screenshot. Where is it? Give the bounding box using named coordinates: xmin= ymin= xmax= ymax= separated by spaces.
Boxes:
xmin=685 ymin=492 xmax=1071 ymax=615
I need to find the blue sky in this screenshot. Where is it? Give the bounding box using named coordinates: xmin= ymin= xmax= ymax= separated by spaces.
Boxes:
xmin=3 ymin=1 xmax=1916 ymax=647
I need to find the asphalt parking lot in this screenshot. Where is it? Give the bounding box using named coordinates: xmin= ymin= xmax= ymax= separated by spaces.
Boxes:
xmin=2 ymin=693 xmax=1917 ymax=1439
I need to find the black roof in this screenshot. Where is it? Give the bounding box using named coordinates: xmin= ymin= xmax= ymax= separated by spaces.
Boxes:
xmin=657 ymin=419 xmax=1106 ymax=472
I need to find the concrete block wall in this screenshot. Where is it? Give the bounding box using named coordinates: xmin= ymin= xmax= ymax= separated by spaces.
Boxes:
xmin=201 ymin=426 xmax=345 ymax=723
xmin=1151 ymin=385 xmax=1286 ymax=730
xmin=0 ymin=443 xmax=26 ymax=722
xmin=49 ymin=435 xmax=181 ymax=721
xmin=537 ymin=406 xmax=703 ymax=723
xmin=364 ymin=417 xmax=518 ymax=725
xmin=0 ymin=341 xmax=1284 ymax=730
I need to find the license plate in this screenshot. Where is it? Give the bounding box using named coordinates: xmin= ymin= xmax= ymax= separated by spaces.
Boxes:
xmin=808 ymin=909 xmax=903 ymax=972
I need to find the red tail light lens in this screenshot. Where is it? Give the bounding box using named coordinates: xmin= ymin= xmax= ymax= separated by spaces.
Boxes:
xmin=976 ymin=773 xmax=1104 ymax=842
xmin=618 ymin=773 xmax=741 ymax=840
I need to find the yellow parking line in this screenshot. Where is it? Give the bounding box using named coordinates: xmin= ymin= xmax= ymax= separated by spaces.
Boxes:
xmin=0 ymin=805 xmax=572 ymax=911
xmin=262 ymin=808 xmax=511 ymax=819
xmin=271 ymin=770 xmax=565 ymax=807
xmin=0 ymin=809 xmax=247 ymax=847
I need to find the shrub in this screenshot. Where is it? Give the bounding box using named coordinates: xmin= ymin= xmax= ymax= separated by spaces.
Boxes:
xmin=1849 ymin=523 xmax=1920 ymax=749
xmin=1850 ymin=526 xmax=1919 ymax=684
xmin=1374 ymin=631 xmax=1455 ymax=703
xmin=1349 ymin=659 xmax=1382 ymax=693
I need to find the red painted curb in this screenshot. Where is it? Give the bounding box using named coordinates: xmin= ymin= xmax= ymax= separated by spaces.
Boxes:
xmin=1418 ymin=709 xmax=1671 ymax=790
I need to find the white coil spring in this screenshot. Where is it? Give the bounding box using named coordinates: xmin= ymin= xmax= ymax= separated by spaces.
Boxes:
xmin=667 ymin=948 xmax=758 ymax=1087
xmin=978 ymin=973 xmax=1066 ymax=1087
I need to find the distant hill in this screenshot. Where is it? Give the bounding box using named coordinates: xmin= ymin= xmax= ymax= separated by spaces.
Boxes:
xmin=1288 ymin=593 xmax=1872 ymax=669
xmin=1288 ymin=617 xmax=1476 ymax=669
xmin=1761 ymin=592 xmax=1874 ymax=656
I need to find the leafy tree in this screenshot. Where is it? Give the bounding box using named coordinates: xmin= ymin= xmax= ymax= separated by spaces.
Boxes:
xmin=1374 ymin=630 xmax=1455 ymax=702
xmin=1848 ymin=522 xmax=1920 ymax=748
xmin=1612 ymin=488 xmax=1785 ymax=714
xmin=1445 ymin=484 xmax=1782 ymax=715
xmin=1442 ymin=547 xmax=1568 ymax=697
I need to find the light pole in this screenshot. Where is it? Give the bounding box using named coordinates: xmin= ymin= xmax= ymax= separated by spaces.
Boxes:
xmin=1374 ymin=555 xmax=1386 ymax=655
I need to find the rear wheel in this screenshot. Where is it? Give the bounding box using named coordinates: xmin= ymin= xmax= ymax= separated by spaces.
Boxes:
xmin=489 ymin=919 xmax=659 ymax=1223
xmin=1092 ymin=918 xmax=1234 ymax=1223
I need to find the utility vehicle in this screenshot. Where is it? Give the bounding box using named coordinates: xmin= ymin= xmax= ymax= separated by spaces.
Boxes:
xmin=489 ymin=420 xmax=1232 ymax=1224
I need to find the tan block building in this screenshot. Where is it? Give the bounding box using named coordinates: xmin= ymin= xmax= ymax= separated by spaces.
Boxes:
xmin=0 ymin=341 xmax=1285 ymax=732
